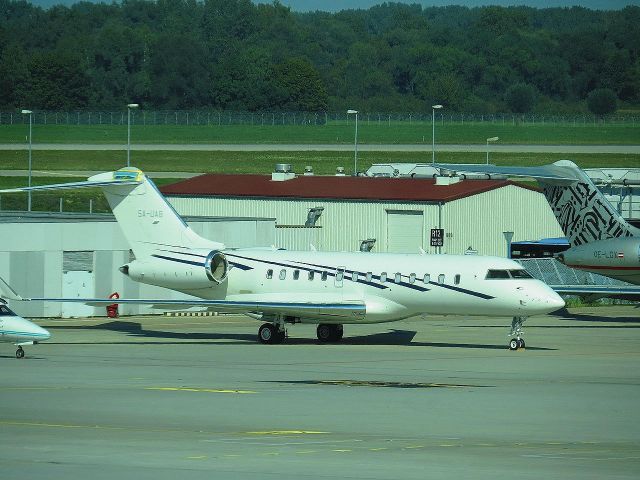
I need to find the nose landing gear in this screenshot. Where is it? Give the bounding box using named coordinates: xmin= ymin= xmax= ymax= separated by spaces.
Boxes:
xmin=15 ymin=346 xmax=24 ymax=359
xmin=508 ymin=316 xmax=526 ymax=350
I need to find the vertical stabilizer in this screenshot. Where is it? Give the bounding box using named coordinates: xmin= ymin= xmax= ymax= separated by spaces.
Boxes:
xmin=89 ymin=168 xmax=223 ymax=257
xmin=541 ymin=160 xmax=639 ymax=247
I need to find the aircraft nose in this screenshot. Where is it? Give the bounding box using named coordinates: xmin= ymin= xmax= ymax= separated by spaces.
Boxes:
xmin=37 ymin=325 xmax=51 ymax=341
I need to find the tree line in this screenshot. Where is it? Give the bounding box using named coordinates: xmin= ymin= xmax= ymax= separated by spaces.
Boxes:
xmin=0 ymin=0 xmax=638 ymax=114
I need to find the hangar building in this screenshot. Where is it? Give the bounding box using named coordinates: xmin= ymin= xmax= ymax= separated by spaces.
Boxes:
xmin=161 ymin=169 xmax=563 ymax=256
xmin=0 ymin=212 xmax=275 ymax=318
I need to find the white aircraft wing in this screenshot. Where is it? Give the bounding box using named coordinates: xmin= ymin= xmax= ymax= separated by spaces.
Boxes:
xmin=0 ymin=276 xmax=365 ymax=320
xmin=551 ymin=285 xmax=640 ymax=300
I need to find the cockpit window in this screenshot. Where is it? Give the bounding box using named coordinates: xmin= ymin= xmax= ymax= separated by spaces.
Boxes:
xmin=485 ymin=269 xmax=511 ymax=279
xmin=509 ymin=269 xmax=533 ymax=279
xmin=0 ymin=305 xmax=15 ymax=316
xmin=485 ymin=269 xmax=534 ymax=280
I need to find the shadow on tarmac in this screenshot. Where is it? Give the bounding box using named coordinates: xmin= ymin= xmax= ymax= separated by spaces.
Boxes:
xmin=554 ymin=308 xmax=640 ymax=323
xmin=46 ymin=322 xmax=555 ymax=350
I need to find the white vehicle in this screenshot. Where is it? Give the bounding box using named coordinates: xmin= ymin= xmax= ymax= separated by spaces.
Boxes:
xmin=0 ymin=300 xmax=50 ymax=358
xmin=0 ymin=168 xmax=564 ymax=350
xmin=433 ymin=160 xmax=640 ymax=298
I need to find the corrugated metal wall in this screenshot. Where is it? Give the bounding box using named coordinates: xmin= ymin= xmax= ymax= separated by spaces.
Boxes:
xmin=0 ymin=215 xmax=276 ymax=318
xmin=168 ymin=184 xmax=563 ymax=256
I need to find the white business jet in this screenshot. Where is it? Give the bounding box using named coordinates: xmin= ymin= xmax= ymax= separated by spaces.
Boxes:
xmin=0 ymin=168 xmax=564 ymax=350
xmin=432 ymin=160 xmax=640 ymax=299
xmin=0 ymin=300 xmax=51 ymax=358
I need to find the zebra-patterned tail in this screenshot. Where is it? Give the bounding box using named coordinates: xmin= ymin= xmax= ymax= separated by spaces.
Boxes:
xmin=541 ymin=160 xmax=639 ymax=247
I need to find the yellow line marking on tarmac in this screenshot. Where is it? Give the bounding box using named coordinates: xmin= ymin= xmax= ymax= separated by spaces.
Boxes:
xmin=296 ymin=451 xmax=317 ymax=454
xmin=146 ymin=387 xmax=256 ymax=394
xmin=187 ymin=456 xmax=207 ymax=460
xmin=404 ymin=445 xmax=425 ymax=449
xmin=332 ymin=449 xmax=352 ymax=452
xmin=261 ymin=452 xmax=280 ymax=456
xmin=246 ymin=431 xmax=328 ymax=435
xmin=0 ymin=420 xmax=122 ymax=430
xmin=369 ymin=448 xmax=387 ymax=451
xmin=223 ymin=454 xmax=241 ymax=458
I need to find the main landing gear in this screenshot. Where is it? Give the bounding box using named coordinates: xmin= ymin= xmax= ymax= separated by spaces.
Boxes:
xmin=258 ymin=323 xmax=286 ymax=344
xmin=508 ymin=316 xmax=526 ymax=350
xmin=316 ymin=324 xmax=343 ymax=343
xmin=15 ymin=346 xmax=25 ymax=359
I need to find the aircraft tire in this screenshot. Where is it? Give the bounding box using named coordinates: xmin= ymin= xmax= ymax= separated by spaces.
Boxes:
xmin=517 ymin=338 xmax=525 ymax=349
xmin=15 ymin=347 xmax=24 ymax=359
xmin=258 ymin=323 xmax=277 ymax=344
xmin=509 ymin=338 xmax=519 ymax=351
xmin=334 ymin=324 xmax=344 ymax=341
xmin=316 ymin=324 xmax=333 ymax=342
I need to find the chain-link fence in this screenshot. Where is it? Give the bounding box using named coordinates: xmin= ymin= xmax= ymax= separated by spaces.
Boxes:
xmin=517 ymin=257 xmax=627 ymax=287
xmin=1 ymin=111 xmax=638 ymax=127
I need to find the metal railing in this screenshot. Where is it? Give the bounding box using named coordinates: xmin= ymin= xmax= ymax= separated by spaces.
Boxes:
xmin=0 ymin=111 xmax=637 ymax=127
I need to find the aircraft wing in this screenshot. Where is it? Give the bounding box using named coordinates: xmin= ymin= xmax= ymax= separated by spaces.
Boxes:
xmin=1 ymin=287 xmax=365 ymax=321
xmin=433 ymin=163 xmax=580 ymax=184
xmin=551 ymin=285 xmax=640 ymax=301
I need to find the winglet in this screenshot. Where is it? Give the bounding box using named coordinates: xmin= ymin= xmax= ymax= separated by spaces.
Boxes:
xmin=0 ymin=276 xmax=23 ymax=301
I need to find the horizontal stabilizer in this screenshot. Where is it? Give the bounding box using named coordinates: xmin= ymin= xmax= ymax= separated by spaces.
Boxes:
xmin=433 ymin=162 xmax=580 ymax=184
xmin=0 ymin=178 xmax=140 ymax=194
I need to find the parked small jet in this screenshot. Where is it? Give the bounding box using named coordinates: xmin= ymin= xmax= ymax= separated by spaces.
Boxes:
xmin=433 ymin=160 xmax=640 ymax=298
xmin=0 ymin=168 xmax=565 ymax=350
xmin=0 ymin=300 xmax=50 ymax=358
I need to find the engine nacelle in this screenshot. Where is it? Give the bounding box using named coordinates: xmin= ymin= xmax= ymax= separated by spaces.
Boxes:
xmin=120 ymin=250 xmax=229 ymax=290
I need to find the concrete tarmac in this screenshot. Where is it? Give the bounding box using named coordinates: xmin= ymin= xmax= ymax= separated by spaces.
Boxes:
xmin=1 ymin=306 xmax=639 ymax=479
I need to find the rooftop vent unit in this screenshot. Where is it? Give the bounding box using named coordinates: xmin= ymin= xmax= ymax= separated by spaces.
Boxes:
xmin=304 ymin=166 xmax=314 ymax=176
xmin=335 ymin=166 xmax=346 ymax=176
xmin=272 ymin=163 xmax=295 ymax=181
xmin=435 ymin=174 xmax=461 ymax=186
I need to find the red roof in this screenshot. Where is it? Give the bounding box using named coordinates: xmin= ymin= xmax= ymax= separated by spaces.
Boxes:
xmin=160 ymin=174 xmax=534 ymax=203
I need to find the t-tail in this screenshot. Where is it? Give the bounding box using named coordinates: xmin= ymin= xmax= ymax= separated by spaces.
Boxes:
xmin=539 ymin=160 xmax=639 ymax=247
xmin=88 ymin=168 xmax=223 ymax=257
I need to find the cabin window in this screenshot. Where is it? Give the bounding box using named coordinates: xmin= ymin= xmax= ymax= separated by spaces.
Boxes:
xmin=454 ymin=274 xmax=461 ymax=285
xmin=336 ymin=270 xmax=344 ymax=282
xmin=321 ymin=272 xmax=328 ymax=281
xmin=308 ymin=271 xmax=315 ymax=281
xmin=409 ymin=273 xmax=416 ymax=284
xmin=438 ymin=274 xmax=445 ymax=284
xmin=366 ymin=272 xmax=373 ymax=282
xmin=394 ymin=273 xmax=402 ymax=283
xmin=486 ymin=269 xmax=510 ymax=279
xmin=510 ymin=269 xmax=533 ymax=279
xmin=293 ymin=270 xmax=300 ymax=280
xmin=266 ymin=269 xmax=273 ymax=279
xmin=380 ymin=272 xmax=387 ymax=282
xmin=423 ymin=273 xmax=430 ymax=284
xmin=279 ymin=269 xmax=287 ymax=280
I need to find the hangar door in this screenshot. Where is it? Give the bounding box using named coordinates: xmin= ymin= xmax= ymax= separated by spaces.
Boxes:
xmin=386 ymin=210 xmax=424 ymax=253
xmin=61 ymin=251 xmax=95 ymax=318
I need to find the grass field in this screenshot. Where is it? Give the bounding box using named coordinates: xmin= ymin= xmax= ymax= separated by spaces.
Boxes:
xmin=1 ymin=150 xmax=638 ymax=175
xmin=1 ymin=122 xmax=639 ymax=145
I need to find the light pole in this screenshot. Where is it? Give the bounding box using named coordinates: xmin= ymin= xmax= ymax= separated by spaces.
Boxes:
xmin=21 ymin=109 xmax=32 ymax=211
xmin=347 ymin=109 xmax=358 ymax=175
xmin=127 ymin=103 xmax=139 ymax=167
xmin=486 ymin=136 xmax=499 ymax=164
xmin=431 ymin=104 xmax=443 ymax=164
